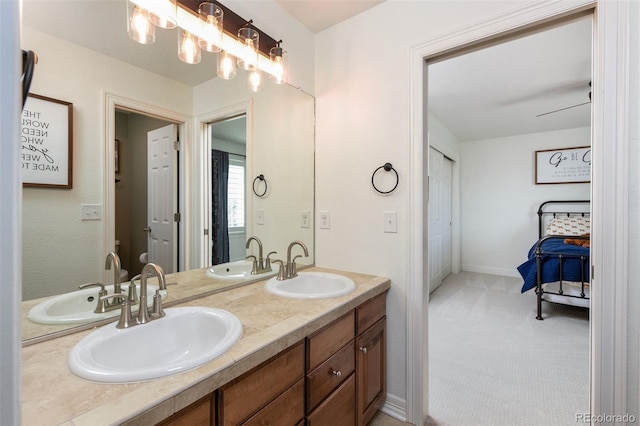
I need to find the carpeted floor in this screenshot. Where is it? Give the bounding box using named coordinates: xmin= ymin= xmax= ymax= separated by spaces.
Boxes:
xmin=427 ymin=272 xmax=589 ymax=426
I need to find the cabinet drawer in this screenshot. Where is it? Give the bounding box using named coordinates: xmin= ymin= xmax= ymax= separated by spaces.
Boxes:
xmin=306 ymin=374 xmax=355 ymax=426
xmin=306 ymin=340 xmax=355 ymax=411
xmin=307 ymin=311 xmax=355 ymax=371
xmin=218 ymin=342 xmax=304 ymax=425
xmin=356 ymin=292 xmax=386 ymax=334
xmin=242 ymin=378 xmax=304 ymax=426
xmin=159 ymin=395 xmax=212 ymax=426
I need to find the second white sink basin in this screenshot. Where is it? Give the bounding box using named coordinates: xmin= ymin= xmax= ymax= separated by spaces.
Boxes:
xmin=206 ymin=260 xmax=274 ymax=280
xmin=265 ymin=272 xmax=356 ymax=299
xmin=68 ymin=306 xmax=243 ymax=383
xmin=27 ymin=283 xmax=161 ymax=325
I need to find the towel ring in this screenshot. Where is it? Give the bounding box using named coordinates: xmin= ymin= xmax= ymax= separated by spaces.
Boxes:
xmin=371 ymin=163 xmax=399 ymax=194
xmin=252 ymin=174 xmax=268 ymax=197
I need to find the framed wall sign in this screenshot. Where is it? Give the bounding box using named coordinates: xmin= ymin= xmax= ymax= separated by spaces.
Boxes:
xmin=21 ymin=94 xmax=73 ymax=189
xmin=535 ymin=146 xmax=591 ymax=184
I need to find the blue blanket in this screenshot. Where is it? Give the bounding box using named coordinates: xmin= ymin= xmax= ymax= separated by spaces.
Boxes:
xmin=517 ymin=238 xmax=590 ymax=293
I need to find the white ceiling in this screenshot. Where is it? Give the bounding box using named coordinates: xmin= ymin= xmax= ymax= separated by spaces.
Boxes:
xmin=275 ymin=0 xmax=385 ymax=33
xmin=22 ymin=1 xmax=592 ymax=142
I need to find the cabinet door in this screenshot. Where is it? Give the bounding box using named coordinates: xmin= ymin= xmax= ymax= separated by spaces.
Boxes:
xmin=356 ymin=317 xmax=386 ymax=426
xmin=307 ymin=374 xmax=355 ymax=426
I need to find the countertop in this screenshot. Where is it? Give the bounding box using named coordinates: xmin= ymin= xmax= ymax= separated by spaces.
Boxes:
xmin=21 ymin=266 xmax=390 ymax=425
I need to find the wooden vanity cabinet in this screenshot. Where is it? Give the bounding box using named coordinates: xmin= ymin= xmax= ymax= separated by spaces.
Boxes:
xmin=305 ymin=311 xmax=356 ymax=423
xmin=217 ymin=341 xmax=305 ymax=425
xmin=158 ymin=395 xmax=214 ymax=426
xmin=157 ymin=291 xmax=387 ymax=426
xmin=356 ymin=292 xmax=387 ymax=426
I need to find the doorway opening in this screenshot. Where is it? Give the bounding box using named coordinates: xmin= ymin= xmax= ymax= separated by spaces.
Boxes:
xmin=105 ymin=93 xmax=190 ymax=282
xmin=424 ymin=13 xmax=592 ymax=425
xmin=207 ymin=114 xmax=248 ymax=265
xmin=114 ymin=110 xmax=178 ymax=278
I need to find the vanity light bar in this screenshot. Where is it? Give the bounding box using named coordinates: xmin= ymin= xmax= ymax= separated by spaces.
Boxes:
xmin=129 ymin=0 xmax=283 ymax=80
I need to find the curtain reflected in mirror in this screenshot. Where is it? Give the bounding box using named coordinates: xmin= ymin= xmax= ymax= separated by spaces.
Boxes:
xmin=209 ymin=115 xmax=246 ymax=265
xmin=211 ymin=150 xmax=229 ymax=264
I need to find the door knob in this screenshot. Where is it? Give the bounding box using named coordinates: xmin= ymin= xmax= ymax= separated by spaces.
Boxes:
xmin=143 ymin=227 xmax=152 ymax=233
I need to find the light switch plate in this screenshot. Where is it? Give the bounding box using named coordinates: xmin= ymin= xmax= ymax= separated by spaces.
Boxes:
xmin=319 ymin=211 xmax=330 ymax=229
xmin=257 ymin=209 xmax=265 ymax=225
xmin=384 ymin=211 xmax=397 ymax=233
xmin=301 ymin=210 xmax=310 ymax=228
xmin=81 ymin=204 xmax=102 ymax=221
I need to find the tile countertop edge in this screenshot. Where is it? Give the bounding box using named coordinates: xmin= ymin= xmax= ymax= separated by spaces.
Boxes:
xmin=21 ymin=267 xmax=390 ymax=426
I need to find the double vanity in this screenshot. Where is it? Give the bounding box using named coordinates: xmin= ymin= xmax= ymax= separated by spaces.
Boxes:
xmin=21 ymin=266 xmax=390 ymax=425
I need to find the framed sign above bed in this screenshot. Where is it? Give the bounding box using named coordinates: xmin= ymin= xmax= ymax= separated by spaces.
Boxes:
xmin=535 ymin=146 xmax=591 ymax=184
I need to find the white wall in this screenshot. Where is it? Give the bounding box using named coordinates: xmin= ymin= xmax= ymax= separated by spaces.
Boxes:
xmin=315 ymin=0 xmax=525 ymax=410
xmin=626 ymin=0 xmax=640 ymax=416
xmin=21 ymin=27 xmax=193 ymax=300
xmin=460 ymin=127 xmax=591 ymax=276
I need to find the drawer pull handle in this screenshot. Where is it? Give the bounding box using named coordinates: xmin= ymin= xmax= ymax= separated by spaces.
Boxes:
xmin=332 ymin=369 xmax=342 ymax=378
xmin=360 ymin=346 xmax=368 ymax=354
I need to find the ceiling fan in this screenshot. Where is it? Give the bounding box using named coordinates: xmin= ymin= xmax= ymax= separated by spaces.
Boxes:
xmin=536 ymin=81 xmax=591 ymax=117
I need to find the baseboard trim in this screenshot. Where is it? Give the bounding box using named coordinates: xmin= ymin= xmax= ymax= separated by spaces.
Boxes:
xmin=461 ymin=265 xmax=520 ymax=278
xmin=380 ymin=393 xmax=408 ymax=423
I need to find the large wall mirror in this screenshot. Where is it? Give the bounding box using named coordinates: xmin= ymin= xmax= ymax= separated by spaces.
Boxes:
xmin=21 ymin=0 xmax=315 ymax=343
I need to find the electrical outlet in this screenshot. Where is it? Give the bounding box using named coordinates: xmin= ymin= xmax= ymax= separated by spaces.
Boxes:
xmin=257 ymin=209 xmax=265 ymax=225
xmin=319 ymin=211 xmax=330 ymax=229
xmin=301 ymin=210 xmax=310 ymax=228
xmin=81 ymin=204 xmax=102 ymax=221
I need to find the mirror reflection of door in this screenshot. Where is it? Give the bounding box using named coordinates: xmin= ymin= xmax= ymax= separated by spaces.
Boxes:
xmin=114 ymin=110 xmax=177 ymax=279
xmin=147 ymin=124 xmax=179 ymax=274
xmin=208 ymin=115 xmax=247 ymax=266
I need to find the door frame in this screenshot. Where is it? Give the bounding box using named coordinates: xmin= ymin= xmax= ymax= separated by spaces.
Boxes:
xmin=196 ymin=100 xmax=253 ymax=267
xmin=407 ymin=1 xmax=630 ymax=424
xmin=104 ymin=93 xmax=192 ymax=278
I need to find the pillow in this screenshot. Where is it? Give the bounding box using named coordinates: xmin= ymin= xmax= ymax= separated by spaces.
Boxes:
xmin=545 ymin=216 xmax=591 ymax=236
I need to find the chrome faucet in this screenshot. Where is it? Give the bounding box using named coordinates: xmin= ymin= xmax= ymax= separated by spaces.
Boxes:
xmin=137 ymin=263 xmax=167 ymax=324
xmin=105 ymin=252 xmax=122 ymax=296
xmin=246 ymin=236 xmax=272 ymax=274
xmin=284 ymin=240 xmax=309 ymax=279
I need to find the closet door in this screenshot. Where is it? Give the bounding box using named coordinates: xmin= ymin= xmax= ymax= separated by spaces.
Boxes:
xmin=428 ymin=147 xmax=452 ymax=294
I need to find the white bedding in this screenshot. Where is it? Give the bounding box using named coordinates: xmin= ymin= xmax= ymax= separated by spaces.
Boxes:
xmin=541 ymin=281 xmax=590 ymax=308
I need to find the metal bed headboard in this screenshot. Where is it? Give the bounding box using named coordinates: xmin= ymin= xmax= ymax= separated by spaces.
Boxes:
xmin=537 ymin=200 xmax=591 ymax=239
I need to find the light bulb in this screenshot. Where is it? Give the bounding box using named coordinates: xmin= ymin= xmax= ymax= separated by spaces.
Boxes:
xmin=198 ymin=2 xmax=223 ymax=53
xmin=237 ymin=27 xmax=259 ymax=71
xmin=217 ymin=51 xmax=237 ymax=80
xmin=178 ymin=30 xmax=201 ymax=64
xmin=127 ymin=3 xmax=155 ymax=45
xmin=248 ymin=67 xmax=262 ymax=93
xmin=269 ymin=45 xmax=286 ymax=84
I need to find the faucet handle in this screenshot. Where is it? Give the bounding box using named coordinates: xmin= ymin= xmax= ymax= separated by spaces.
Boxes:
xmin=265 ymin=251 xmax=277 ymax=269
xmin=271 ymin=260 xmax=286 ymax=281
xmin=150 ymin=282 xmax=176 ymax=318
xmin=79 ymin=282 xmax=106 ymax=293
xmin=151 ymin=289 xmax=165 ymax=319
xmin=100 ymin=293 xmax=137 ymax=329
xmin=246 ymin=255 xmax=258 ymax=274
xmin=128 ymin=274 xmax=142 ymax=304
xmin=79 ymin=283 xmax=108 ymax=313
xmin=290 ymin=254 xmax=303 ymax=278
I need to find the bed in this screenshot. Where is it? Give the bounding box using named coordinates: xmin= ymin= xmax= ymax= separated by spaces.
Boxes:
xmin=517 ymin=200 xmax=590 ymax=320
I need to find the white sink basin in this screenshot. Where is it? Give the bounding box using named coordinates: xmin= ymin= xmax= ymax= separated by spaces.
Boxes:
xmin=68 ymin=307 xmax=243 ymax=383
xmin=27 ymin=283 xmax=161 ymax=325
xmin=206 ymin=260 xmax=274 ymax=280
xmin=265 ymin=272 xmax=356 ymax=299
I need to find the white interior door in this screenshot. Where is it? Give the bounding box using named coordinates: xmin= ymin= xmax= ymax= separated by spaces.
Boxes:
xmin=147 ymin=124 xmax=177 ymax=273
xmin=428 ymin=146 xmax=452 ymax=294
